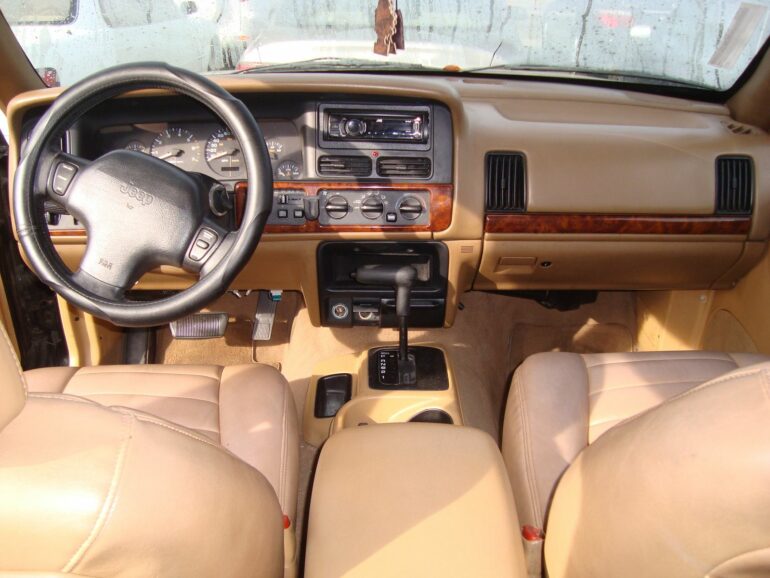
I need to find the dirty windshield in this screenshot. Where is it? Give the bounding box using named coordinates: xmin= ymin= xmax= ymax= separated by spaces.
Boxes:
xmin=1 ymin=0 xmax=769 ymax=90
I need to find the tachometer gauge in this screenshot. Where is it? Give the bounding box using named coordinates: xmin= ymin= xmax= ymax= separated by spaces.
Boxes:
xmin=125 ymin=141 xmax=147 ymax=153
xmin=205 ymin=127 xmax=243 ymax=177
xmin=266 ymin=138 xmax=283 ymax=160
xmin=276 ymin=160 xmax=301 ymax=180
xmin=150 ymin=127 xmax=200 ymax=167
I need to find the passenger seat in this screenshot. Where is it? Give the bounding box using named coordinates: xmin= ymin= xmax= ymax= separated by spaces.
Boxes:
xmin=502 ymin=350 xmax=769 ymax=530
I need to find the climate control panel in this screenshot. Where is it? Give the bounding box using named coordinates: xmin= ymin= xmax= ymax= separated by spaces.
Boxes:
xmin=318 ymin=189 xmax=430 ymax=227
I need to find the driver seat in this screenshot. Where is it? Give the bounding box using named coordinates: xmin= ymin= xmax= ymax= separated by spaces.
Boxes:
xmin=0 ymin=324 xmax=297 ymax=578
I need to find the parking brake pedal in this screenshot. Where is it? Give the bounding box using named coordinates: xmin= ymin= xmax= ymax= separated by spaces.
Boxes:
xmin=170 ymin=312 xmax=228 ymax=339
xmin=253 ymin=290 xmax=280 ymax=341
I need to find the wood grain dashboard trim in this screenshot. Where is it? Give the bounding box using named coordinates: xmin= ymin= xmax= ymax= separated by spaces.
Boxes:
xmin=235 ymin=182 xmax=453 ymax=233
xmin=47 ymin=182 xmax=453 ymax=237
xmin=485 ymin=213 xmax=752 ymax=235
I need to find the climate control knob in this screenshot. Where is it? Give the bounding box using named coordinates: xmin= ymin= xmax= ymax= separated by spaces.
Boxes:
xmin=324 ymin=195 xmax=349 ymax=219
xmin=397 ymin=195 xmax=423 ymax=221
xmin=361 ymin=195 xmax=384 ymax=220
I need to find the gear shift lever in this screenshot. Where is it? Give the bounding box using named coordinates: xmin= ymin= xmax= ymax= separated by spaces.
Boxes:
xmin=353 ymin=264 xmax=417 ymax=384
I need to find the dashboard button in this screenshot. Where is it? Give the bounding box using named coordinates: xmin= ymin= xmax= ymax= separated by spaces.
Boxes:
xmin=277 ymin=209 xmax=288 ymax=219
xmin=293 ymin=209 xmax=304 ymax=218
xmin=386 ymin=212 xmax=397 ymax=223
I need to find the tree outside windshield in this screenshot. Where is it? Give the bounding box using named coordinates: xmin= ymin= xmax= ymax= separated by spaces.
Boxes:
xmin=1 ymin=0 xmax=769 ymax=89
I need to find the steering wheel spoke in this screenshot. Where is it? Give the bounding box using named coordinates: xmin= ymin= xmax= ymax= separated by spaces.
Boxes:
xmin=39 ymin=151 xmax=91 ymax=210
xmin=182 ymin=219 xmax=231 ymax=275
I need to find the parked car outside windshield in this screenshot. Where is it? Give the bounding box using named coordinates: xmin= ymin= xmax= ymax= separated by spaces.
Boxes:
xmin=1 ymin=0 xmax=769 ymax=90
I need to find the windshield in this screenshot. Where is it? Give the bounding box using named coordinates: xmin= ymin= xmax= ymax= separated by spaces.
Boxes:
xmin=1 ymin=0 xmax=769 ymax=90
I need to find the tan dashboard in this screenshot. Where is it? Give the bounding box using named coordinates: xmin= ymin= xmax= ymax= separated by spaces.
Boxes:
xmin=6 ymin=73 xmax=770 ymax=327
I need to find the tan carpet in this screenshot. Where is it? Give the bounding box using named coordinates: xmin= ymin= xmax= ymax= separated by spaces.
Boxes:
xmin=155 ymin=291 xmax=300 ymax=367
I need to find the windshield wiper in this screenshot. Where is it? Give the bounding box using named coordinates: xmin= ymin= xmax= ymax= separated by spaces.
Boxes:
xmin=232 ymin=57 xmax=442 ymax=75
xmin=463 ymin=64 xmax=712 ymax=90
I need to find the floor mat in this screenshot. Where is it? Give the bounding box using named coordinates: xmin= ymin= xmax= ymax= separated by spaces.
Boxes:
xmin=510 ymin=322 xmax=634 ymax=367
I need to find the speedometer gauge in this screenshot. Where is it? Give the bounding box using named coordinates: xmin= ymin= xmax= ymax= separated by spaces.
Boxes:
xmin=150 ymin=127 xmax=200 ymax=167
xmin=205 ymin=127 xmax=244 ymax=178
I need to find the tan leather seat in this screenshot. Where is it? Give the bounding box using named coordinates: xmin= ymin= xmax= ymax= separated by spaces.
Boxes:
xmin=24 ymin=363 xmax=299 ymax=525
xmin=0 ymin=325 xmax=296 ymax=577
xmin=503 ymin=351 xmax=770 ymax=577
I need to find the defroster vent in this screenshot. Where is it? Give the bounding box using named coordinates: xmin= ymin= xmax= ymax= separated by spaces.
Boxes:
xmin=485 ymin=152 xmax=526 ymax=212
xmin=716 ymin=156 xmax=753 ymax=215
xmin=318 ymin=155 xmax=372 ymax=177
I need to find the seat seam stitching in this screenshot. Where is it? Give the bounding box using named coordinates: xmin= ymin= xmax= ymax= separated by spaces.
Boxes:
xmin=115 ymin=408 xmax=221 ymax=449
xmin=71 ymin=392 xmax=220 ymax=405
xmin=588 ymin=379 xmax=705 ymax=396
xmin=75 ymin=370 xmax=222 ymax=380
xmin=280 ymin=384 xmax=289 ymax=514
xmin=516 ymin=369 xmax=542 ymax=528
xmin=583 ymin=356 xmax=735 ymax=368
xmin=63 ymin=412 xmax=134 ymax=573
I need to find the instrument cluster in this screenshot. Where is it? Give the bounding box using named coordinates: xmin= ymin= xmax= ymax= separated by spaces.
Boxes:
xmin=97 ymin=120 xmax=303 ymax=182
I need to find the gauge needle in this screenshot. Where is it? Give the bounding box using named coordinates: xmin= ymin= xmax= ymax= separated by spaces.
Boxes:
xmin=159 ymin=149 xmax=184 ymax=160
xmin=208 ymin=149 xmax=240 ymax=161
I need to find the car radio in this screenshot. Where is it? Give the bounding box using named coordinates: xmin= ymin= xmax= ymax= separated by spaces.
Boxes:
xmin=318 ymin=103 xmax=432 ymax=151
xmin=326 ymin=111 xmax=428 ymax=143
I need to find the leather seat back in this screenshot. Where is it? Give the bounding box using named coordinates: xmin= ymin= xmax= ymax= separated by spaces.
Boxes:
xmin=0 ymin=326 xmax=283 ymax=577
xmin=545 ymin=362 xmax=770 ymax=578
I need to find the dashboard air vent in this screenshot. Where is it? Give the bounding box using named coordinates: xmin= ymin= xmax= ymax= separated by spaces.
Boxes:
xmin=376 ymin=157 xmax=432 ymax=178
xmin=485 ymin=152 xmax=526 ymax=212
xmin=716 ymin=156 xmax=753 ymax=215
xmin=318 ymin=155 xmax=372 ymax=177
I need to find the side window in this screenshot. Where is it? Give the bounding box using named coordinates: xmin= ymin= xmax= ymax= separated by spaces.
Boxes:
xmin=98 ymin=0 xmax=150 ymax=27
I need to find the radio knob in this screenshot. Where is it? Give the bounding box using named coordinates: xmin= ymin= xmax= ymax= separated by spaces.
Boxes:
xmin=398 ymin=195 xmax=423 ymax=221
xmin=324 ymin=195 xmax=349 ymax=219
xmin=361 ymin=196 xmax=384 ymax=220
xmin=344 ymin=118 xmax=367 ymax=137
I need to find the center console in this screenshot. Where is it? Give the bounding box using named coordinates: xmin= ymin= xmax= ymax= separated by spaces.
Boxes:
xmin=305 ymin=423 xmax=527 ymax=577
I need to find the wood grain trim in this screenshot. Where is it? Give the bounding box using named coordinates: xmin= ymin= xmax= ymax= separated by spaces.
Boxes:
xmin=485 ymin=213 xmax=751 ymax=235
xmin=49 ymin=182 xmax=453 ymax=237
xmin=236 ymin=182 xmax=453 ymax=233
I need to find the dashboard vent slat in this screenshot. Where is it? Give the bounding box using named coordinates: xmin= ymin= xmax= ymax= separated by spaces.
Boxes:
xmin=376 ymin=157 xmax=432 ymax=178
xmin=318 ymin=155 xmax=372 ymax=177
xmin=716 ymin=156 xmax=753 ymax=215
xmin=485 ymin=152 xmax=526 ymax=212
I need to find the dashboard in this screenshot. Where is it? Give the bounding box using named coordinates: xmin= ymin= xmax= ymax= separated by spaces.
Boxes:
xmin=8 ymin=73 xmax=770 ymax=327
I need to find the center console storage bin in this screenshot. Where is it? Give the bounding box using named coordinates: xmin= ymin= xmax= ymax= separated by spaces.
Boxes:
xmin=305 ymin=423 xmax=527 ymax=577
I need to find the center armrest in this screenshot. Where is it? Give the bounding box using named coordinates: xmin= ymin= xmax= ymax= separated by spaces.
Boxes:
xmin=305 ymin=423 xmax=527 ymax=577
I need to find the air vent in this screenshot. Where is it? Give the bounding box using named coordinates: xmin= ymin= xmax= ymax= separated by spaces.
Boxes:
xmin=485 ymin=152 xmax=526 ymax=212
xmin=716 ymin=156 xmax=753 ymax=215
xmin=376 ymin=157 xmax=432 ymax=178
xmin=318 ymin=155 xmax=372 ymax=177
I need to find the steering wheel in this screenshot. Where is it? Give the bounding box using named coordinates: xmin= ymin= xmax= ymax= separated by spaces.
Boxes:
xmin=13 ymin=63 xmax=272 ymax=328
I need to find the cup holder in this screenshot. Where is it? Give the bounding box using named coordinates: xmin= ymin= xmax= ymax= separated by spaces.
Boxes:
xmin=409 ymin=409 xmax=453 ymax=424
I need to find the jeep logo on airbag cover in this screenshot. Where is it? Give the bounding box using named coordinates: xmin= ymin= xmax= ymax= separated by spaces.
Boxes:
xmin=119 ymin=181 xmax=154 ymax=206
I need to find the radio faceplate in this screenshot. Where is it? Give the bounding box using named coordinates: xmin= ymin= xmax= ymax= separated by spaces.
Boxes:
xmin=318 ymin=103 xmax=432 ymax=152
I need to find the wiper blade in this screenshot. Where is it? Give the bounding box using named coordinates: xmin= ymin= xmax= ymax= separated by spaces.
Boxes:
xmin=464 ymin=64 xmax=712 ymax=90
xmin=233 ymin=57 xmax=441 ymax=74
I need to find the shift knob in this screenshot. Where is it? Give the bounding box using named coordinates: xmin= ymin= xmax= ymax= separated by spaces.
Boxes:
xmin=352 ymin=264 xmax=417 ymax=318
